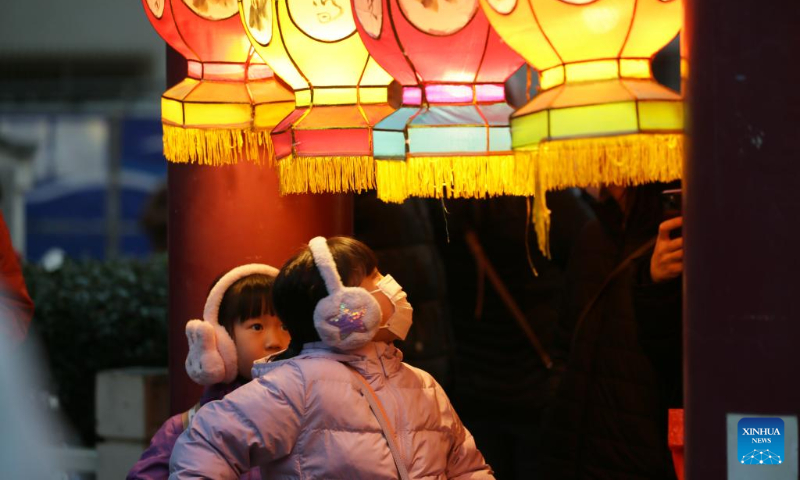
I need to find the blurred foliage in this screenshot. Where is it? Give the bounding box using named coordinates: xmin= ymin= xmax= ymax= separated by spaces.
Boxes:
xmin=23 ymin=255 xmax=168 ymax=446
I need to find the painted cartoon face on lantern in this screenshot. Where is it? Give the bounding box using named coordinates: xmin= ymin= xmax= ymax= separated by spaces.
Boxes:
xmin=288 ymin=0 xmax=356 ymax=41
xmin=399 ymin=0 xmax=478 ymax=35
xmin=243 ymin=0 xmax=274 ymax=45
xmin=315 ymin=0 xmax=343 ymax=23
xmin=146 ymin=0 xmax=166 ymax=18
xmin=354 ymin=0 xmax=383 ymax=39
xmin=183 ymin=0 xmax=239 ymax=20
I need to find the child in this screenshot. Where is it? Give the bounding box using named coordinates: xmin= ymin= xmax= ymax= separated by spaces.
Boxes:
xmin=128 ymin=264 xmax=290 ymax=480
xmin=169 ymin=237 xmax=494 ymax=479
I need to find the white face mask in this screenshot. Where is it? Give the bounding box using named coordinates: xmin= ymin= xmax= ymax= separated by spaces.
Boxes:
xmin=370 ymin=274 xmax=414 ymax=341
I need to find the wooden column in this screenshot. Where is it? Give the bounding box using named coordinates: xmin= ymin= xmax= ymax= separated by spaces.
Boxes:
xmin=684 ymin=0 xmax=800 ymax=477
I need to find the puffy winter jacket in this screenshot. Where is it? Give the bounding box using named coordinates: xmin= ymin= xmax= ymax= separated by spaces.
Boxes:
xmin=169 ymin=341 xmax=493 ymax=479
xmin=128 ymin=381 xmax=260 ymax=480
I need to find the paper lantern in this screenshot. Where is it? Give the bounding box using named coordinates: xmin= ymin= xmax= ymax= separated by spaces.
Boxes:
xmin=481 ymin=0 xmax=684 ymax=253
xmin=142 ymin=0 xmax=295 ymax=166
xmin=238 ymin=0 xmax=395 ymax=194
xmin=350 ymin=0 xmax=525 ymax=202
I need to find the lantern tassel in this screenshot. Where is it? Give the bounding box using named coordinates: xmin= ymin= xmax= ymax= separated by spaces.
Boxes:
xmin=278 ymin=155 xmax=376 ymax=194
xmin=527 ymin=133 xmax=684 ymax=192
xmin=518 ymin=133 xmax=684 ymax=257
xmin=376 ymin=155 xmax=535 ymax=203
xmin=532 ymin=181 xmax=552 ymax=260
xmin=162 ymin=124 xmax=274 ymax=166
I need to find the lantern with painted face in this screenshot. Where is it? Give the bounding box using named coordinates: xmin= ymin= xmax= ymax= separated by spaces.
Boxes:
xmin=239 ymin=0 xmax=395 ymax=194
xmin=350 ymin=0 xmax=525 ymax=202
xmin=480 ymin=0 xmax=684 ymax=254
xmin=142 ymin=0 xmax=295 ymax=166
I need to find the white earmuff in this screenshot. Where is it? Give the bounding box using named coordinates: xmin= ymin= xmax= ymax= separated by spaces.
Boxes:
xmin=308 ymin=237 xmax=381 ymax=350
xmin=185 ymin=263 xmax=279 ymax=385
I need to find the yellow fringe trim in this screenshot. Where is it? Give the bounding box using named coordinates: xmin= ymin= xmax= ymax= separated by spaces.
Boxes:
xmin=529 ymin=133 xmax=684 ymax=192
xmin=162 ymin=124 xmax=274 ymax=166
xmin=278 ymin=155 xmax=376 ymax=194
xmin=375 ymin=155 xmax=534 ymax=204
xmin=518 ymin=133 xmax=685 ymax=258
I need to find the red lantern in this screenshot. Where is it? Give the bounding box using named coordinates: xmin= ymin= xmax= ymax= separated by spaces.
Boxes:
xmin=142 ymin=0 xmax=294 ymax=166
xmin=352 ymin=0 xmax=525 ymax=202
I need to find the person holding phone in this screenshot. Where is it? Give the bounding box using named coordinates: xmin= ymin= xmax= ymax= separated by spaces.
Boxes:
xmin=539 ymin=182 xmax=683 ymax=480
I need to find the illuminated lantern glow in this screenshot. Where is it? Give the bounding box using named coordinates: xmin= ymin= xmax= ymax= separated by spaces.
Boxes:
xmin=239 ymin=0 xmax=395 ymax=194
xmin=351 ymin=0 xmax=525 ymax=202
xmin=481 ymin=0 xmax=684 ymax=254
xmin=142 ymin=0 xmax=295 ymax=166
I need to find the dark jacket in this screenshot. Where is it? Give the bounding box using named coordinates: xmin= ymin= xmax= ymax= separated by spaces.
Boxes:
xmin=634 ymin=258 xmax=683 ymax=410
xmin=540 ymin=188 xmax=678 ymax=480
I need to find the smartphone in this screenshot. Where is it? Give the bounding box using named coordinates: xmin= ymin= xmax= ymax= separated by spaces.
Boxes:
xmin=660 ymin=189 xmax=682 ymax=239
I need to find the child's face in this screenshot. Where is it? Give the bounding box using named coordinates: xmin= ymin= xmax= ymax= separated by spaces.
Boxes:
xmin=360 ymin=269 xmax=394 ymax=326
xmin=233 ymin=314 xmax=291 ymax=379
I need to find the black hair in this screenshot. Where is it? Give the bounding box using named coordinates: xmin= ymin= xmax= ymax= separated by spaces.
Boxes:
xmin=273 ymin=237 xmax=378 ymax=352
xmin=216 ymin=274 xmax=276 ymax=337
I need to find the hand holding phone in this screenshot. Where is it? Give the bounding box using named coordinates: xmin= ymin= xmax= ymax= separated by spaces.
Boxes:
xmin=651 ymin=216 xmax=683 ymax=283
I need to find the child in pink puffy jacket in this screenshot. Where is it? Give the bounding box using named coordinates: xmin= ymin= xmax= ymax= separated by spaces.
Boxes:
xmin=128 ymin=264 xmax=290 ymax=480
xmin=169 ymin=237 xmax=494 ymax=479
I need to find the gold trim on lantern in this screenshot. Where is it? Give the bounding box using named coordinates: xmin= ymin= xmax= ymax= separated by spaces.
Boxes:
xmin=160 ymin=76 xmax=295 ymax=165
xmin=278 ymin=155 xmax=376 ymax=194
xmin=375 ymin=154 xmax=536 ymax=203
xmin=516 ymin=132 xmax=684 ymax=256
xmin=163 ymin=125 xmax=275 ymax=166
xmin=523 ymin=133 xmax=684 ymax=192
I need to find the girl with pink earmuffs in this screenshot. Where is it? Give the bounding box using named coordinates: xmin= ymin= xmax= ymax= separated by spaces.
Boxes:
xmin=128 ymin=264 xmax=289 ymax=480
xmin=168 ymin=236 xmax=494 ymax=479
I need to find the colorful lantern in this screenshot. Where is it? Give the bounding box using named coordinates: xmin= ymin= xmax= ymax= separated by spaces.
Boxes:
xmin=350 ymin=0 xmax=525 ymax=202
xmin=239 ymin=0 xmax=395 ymax=194
xmin=142 ymin=0 xmax=295 ymax=166
xmin=481 ymin=0 xmax=684 ymax=254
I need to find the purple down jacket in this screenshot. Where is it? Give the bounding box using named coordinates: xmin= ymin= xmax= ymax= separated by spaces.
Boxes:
xmin=128 ymin=381 xmax=260 ymax=480
xmin=169 ymin=341 xmax=494 ymax=479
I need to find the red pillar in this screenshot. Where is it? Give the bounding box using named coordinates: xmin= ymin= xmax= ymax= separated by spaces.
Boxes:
xmin=166 ymin=48 xmax=353 ymax=414
xmin=684 ymin=0 xmax=800 ymax=477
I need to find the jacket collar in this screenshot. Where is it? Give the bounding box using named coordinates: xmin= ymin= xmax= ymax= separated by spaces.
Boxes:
xmin=251 ymin=341 xmax=404 ymax=381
